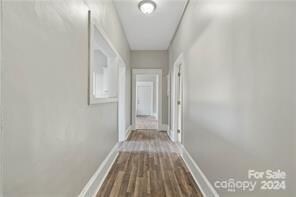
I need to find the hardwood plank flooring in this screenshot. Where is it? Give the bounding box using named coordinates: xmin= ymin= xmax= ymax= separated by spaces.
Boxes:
xmin=136 ymin=115 xmax=158 ymax=130
xmin=96 ymin=130 xmax=203 ymax=197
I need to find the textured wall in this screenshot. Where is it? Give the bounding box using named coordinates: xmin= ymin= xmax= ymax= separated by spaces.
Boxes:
xmin=2 ymin=0 xmax=130 ymax=196
xmin=169 ymin=1 xmax=295 ymax=196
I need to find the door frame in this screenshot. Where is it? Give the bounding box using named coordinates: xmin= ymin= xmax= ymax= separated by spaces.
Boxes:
xmin=171 ymin=54 xmax=184 ymax=143
xmin=132 ymin=69 xmax=162 ymax=130
xmin=118 ymin=58 xmax=126 ymax=142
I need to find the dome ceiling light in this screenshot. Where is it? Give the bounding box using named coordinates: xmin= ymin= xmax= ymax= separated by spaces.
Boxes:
xmin=138 ymin=0 xmax=157 ymax=15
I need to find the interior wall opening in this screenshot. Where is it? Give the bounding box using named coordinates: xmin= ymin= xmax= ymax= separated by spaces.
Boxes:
xmin=132 ymin=69 xmax=162 ymax=130
xmin=89 ymin=18 xmax=119 ymax=104
xmin=88 ymin=12 xmax=127 ymax=142
xmin=135 ymin=74 xmax=159 ymax=129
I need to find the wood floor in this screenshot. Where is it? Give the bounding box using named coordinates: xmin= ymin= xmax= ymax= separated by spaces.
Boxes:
xmin=136 ymin=115 xmax=158 ymax=130
xmin=96 ymin=130 xmax=203 ymax=197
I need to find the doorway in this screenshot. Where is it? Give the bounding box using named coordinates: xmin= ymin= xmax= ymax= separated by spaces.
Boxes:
xmin=136 ymin=79 xmax=157 ymax=129
xmin=132 ymin=69 xmax=162 ymax=130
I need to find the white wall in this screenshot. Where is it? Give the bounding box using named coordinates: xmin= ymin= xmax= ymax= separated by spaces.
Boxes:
xmin=169 ymin=1 xmax=295 ymax=196
xmin=131 ymin=50 xmax=169 ymax=124
xmin=2 ymin=0 xmax=130 ymax=196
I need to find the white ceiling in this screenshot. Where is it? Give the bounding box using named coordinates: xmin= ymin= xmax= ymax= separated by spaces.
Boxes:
xmin=114 ymin=0 xmax=187 ymax=50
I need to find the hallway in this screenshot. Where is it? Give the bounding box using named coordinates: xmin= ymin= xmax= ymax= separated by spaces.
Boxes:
xmin=96 ymin=130 xmax=202 ymax=197
xmin=1 ymin=0 xmax=295 ymax=197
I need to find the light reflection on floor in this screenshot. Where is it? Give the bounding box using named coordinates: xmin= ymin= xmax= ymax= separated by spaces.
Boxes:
xmin=135 ymin=115 xmax=158 ymax=129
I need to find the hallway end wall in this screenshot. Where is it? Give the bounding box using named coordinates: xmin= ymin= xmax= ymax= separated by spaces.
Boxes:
xmin=169 ymin=1 xmax=295 ymax=196
xmin=130 ymin=50 xmax=169 ymax=125
xmin=2 ymin=0 xmax=130 ymax=196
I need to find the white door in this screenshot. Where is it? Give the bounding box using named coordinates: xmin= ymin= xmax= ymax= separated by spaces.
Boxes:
xmin=136 ymin=84 xmax=153 ymax=116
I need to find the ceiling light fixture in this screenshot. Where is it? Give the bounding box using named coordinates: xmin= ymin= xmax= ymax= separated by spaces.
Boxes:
xmin=138 ymin=0 xmax=157 ymax=15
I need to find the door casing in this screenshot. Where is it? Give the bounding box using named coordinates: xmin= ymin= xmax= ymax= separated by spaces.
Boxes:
xmin=132 ymin=69 xmax=162 ymax=130
xmin=118 ymin=59 xmax=126 ymax=142
xmin=171 ymin=54 xmax=184 ymax=143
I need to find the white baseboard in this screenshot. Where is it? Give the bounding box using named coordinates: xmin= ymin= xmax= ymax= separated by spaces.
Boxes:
xmin=168 ymin=129 xmax=175 ymax=142
xmin=125 ymin=125 xmax=133 ymax=140
xmin=180 ymin=145 xmax=219 ymax=197
xmin=78 ymin=143 xmax=119 ymax=197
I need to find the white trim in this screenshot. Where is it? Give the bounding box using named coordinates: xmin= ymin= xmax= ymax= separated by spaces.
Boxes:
xmin=79 ymin=127 xmax=133 ymax=197
xmin=118 ymin=59 xmax=126 ymax=142
xmin=180 ymin=145 xmax=219 ymax=197
xmin=125 ymin=125 xmax=133 ymax=140
xmin=132 ymin=69 xmax=162 ymax=130
xmin=171 ymin=53 xmax=184 ymax=143
xmin=168 ymin=129 xmax=175 ymax=142
xmin=91 ymin=97 xmax=118 ymax=104
xmin=167 ymin=74 xmax=171 ymax=132
xmin=78 ymin=143 xmax=119 ymax=197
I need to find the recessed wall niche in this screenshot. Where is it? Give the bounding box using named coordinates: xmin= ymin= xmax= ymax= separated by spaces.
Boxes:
xmin=89 ymin=11 xmax=119 ymax=104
